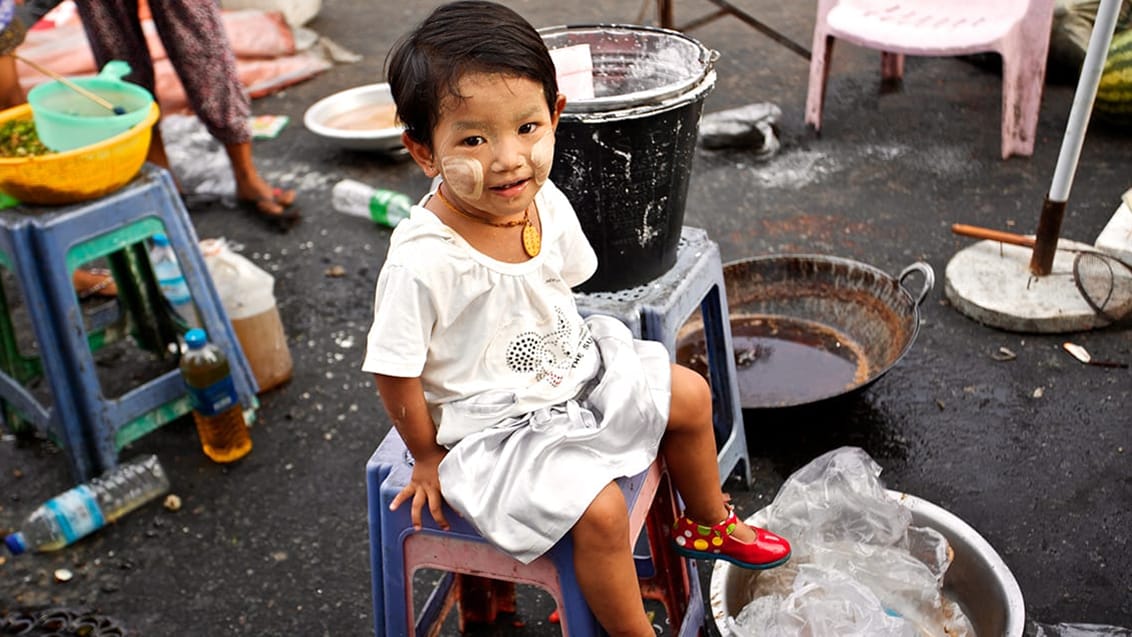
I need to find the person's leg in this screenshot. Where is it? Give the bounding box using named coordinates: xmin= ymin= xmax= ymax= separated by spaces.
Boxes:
xmin=0 ymin=54 xmax=25 ymax=109
xmin=571 ymin=482 xmax=654 ymax=637
xmin=662 ymin=365 xmax=739 ymax=527
xmin=663 ymin=364 xmax=790 ymax=568
xmin=147 ymin=2 xmax=296 ymax=221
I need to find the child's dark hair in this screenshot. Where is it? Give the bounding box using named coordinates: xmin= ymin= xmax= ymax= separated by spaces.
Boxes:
xmin=386 ymin=1 xmax=559 ymax=148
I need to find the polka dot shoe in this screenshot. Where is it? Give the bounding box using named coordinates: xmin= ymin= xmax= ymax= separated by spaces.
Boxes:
xmin=671 ymin=506 xmax=791 ymax=569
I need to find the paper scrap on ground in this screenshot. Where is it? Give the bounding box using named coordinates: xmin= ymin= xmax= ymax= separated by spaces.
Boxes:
xmin=250 ymin=115 xmax=290 ymax=140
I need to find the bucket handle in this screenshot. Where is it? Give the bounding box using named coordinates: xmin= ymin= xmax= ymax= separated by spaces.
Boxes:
xmin=97 ymin=60 xmax=133 ymax=82
xmin=704 ymin=48 xmax=721 ymax=73
xmin=898 ymin=262 xmax=935 ymax=306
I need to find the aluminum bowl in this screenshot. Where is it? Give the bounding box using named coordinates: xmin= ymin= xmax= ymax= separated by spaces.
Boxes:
xmin=302 ymin=83 xmax=404 ymax=152
xmin=710 ymin=490 xmax=1025 ymax=637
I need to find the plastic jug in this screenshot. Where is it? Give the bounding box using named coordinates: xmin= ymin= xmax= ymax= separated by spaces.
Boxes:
xmin=200 ymin=238 xmax=293 ymax=393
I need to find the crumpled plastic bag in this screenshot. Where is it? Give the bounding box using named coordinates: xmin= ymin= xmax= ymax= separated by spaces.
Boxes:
xmin=729 ymin=564 xmax=917 ymax=637
xmin=727 ymin=446 xmax=973 ymax=637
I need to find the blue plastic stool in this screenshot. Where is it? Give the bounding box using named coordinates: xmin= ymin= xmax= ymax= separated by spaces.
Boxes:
xmin=0 ymin=165 xmax=258 ymax=481
xmin=365 ymin=430 xmax=705 ymax=637
xmin=575 ymin=226 xmax=751 ymax=488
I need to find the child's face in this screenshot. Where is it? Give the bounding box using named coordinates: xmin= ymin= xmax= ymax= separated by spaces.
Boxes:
xmin=405 ymin=72 xmax=566 ymax=220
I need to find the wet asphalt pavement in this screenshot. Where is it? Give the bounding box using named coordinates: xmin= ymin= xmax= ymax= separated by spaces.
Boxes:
xmin=1 ymin=0 xmax=1131 ymax=635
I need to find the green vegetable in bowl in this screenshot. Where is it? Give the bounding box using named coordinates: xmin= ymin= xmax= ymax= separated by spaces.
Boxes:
xmin=0 ymin=119 xmax=52 ymax=157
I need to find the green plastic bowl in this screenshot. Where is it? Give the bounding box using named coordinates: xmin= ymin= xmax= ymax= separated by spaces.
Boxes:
xmin=27 ymin=60 xmax=155 ymax=152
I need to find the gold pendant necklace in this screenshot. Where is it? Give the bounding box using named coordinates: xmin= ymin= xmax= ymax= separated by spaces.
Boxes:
xmin=435 ymin=185 xmax=541 ymax=257
xmin=521 ymin=219 xmax=541 ymax=257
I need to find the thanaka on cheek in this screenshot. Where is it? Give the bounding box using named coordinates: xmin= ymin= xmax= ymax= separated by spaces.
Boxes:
xmin=440 ymin=157 xmax=484 ymax=200
xmin=530 ymin=133 xmax=554 ymax=185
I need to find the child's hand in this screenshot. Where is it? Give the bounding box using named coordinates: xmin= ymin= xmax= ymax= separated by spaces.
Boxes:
xmin=389 ymin=449 xmax=450 ymax=531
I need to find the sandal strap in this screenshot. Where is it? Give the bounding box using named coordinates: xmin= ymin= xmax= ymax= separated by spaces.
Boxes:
xmin=680 ymin=505 xmax=740 ymax=537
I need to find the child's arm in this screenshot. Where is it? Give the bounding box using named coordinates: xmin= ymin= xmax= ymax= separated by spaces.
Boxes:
xmin=373 ymin=373 xmax=451 ymax=531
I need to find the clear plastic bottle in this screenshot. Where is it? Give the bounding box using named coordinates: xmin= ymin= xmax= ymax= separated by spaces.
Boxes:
xmin=3 ymin=454 xmax=170 ymax=555
xmin=179 ymin=328 xmax=252 ymax=463
xmin=331 ymin=179 xmax=412 ymax=228
xmin=149 ymin=233 xmax=200 ymax=328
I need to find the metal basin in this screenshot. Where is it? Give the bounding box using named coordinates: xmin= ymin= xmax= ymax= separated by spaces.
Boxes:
xmin=710 ymin=490 xmax=1025 ymax=637
xmin=677 ymin=255 xmax=934 ymax=408
xmin=302 ymin=83 xmax=403 ymax=153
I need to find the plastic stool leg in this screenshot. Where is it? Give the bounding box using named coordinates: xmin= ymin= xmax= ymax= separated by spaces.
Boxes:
xmin=0 ymin=220 xmax=97 ymax=479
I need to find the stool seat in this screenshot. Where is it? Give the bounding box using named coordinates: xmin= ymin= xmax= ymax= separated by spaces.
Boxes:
xmin=366 ymin=430 xmax=705 ymax=636
xmin=0 ymin=165 xmax=257 ymax=481
xmin=575 ymin=226 xmax=750 ymax=488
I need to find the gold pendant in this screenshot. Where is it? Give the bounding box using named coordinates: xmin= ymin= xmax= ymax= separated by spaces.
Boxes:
xmin=522 ymin=219 xmax=541 ymax=257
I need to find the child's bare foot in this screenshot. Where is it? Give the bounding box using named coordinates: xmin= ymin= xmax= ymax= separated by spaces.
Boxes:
xmin=671 ymin=507 xmax=791 ymax=569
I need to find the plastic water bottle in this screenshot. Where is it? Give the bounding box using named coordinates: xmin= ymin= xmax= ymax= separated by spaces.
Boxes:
xmin=3 ymin=454 xmax=170 ymax=555
xmin=331 ymin=179 xmax=412 ymax=228
xmin=149 ymin=233 xmax=199 ymax=328
xmin=179 ymin=328 xmax=252 ymax=463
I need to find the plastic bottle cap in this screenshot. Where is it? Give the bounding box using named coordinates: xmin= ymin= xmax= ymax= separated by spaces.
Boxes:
xmin=184 ymin=328 xmax=208 ymax=349
xmin=4 ymin=532 xmax=27 ymax=555
xmin=152 ymin=233 xmax=170 ymax=247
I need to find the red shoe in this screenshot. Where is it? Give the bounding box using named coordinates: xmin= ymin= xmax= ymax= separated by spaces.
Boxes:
xmin=671 ymin=506 xmax=791 ymax=569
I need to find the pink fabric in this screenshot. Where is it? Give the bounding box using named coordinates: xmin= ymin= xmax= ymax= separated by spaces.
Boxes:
xmin=15 ymin=4 xmax=329 ymax=121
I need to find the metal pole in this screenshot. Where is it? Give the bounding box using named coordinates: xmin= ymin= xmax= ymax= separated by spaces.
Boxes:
xmin=1030 ymin=0 xmax=1122 ymax=275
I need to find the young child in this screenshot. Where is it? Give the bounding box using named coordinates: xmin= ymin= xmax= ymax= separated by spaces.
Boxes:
xmin=363 ymin=2 xmax=790 ymax=633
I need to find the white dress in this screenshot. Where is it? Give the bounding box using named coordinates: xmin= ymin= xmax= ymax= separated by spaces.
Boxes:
xmin=362 ymin=180 xmax=671 ymax=563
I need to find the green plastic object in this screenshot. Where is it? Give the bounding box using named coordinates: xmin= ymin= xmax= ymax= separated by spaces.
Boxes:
xmin=26 ymin=61 xmax=155 ymax=152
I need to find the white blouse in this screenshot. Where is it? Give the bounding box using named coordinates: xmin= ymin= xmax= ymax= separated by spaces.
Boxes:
xmin=362 ymin=180 xmax=602 ymax=447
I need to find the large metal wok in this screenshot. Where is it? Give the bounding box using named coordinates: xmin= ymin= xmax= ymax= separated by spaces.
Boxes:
xmin=677 ymin=255 xmax=934 ymax=408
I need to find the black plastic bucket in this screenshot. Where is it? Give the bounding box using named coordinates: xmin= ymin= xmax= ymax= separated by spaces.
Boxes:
xmin=542 ymin=25 xmax=717 ymax=292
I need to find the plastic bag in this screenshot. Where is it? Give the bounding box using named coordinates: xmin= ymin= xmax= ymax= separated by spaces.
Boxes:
xmin=729 ymin=564 xmax=917 ymax=637
xmin=729 ymin=447 xmax=974 ymax=637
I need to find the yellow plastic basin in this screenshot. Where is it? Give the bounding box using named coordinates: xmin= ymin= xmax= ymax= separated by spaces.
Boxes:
xmin=0 ymin=102 xmax=159 ymax=206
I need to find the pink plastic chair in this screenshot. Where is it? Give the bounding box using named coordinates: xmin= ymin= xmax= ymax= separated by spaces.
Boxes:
xmin=805 ymin=0 xmax=1056 ymax=158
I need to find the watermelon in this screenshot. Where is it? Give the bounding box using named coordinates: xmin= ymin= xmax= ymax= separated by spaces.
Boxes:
xmin=1095 ymin=28 xmax=1132 ymax=127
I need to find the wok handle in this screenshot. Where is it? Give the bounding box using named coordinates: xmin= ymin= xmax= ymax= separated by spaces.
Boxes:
xmin=898 ymin=262 xmax=935 ymax=306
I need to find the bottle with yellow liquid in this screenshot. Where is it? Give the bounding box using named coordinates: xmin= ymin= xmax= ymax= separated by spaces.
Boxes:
xmin=179 ymin=328 xmax=252 ymax=462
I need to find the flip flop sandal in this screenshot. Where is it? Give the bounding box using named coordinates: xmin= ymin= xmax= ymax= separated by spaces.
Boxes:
xmin=236 ymin=188 xmax=301 ymax=231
